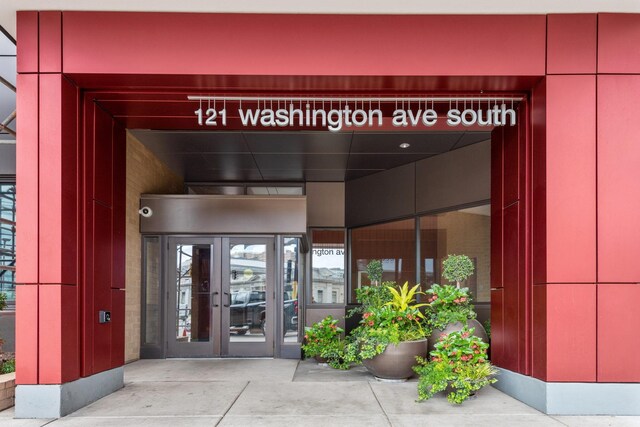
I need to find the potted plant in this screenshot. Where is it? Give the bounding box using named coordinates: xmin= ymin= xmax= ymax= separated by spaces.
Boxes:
xmin=302 ymin=316 xmax=348 ymax=369
xmin=425 ymin=254 xmax=488 ymax=351
xmin=414 ymin=327 xmax=497 ymax=404
xmin=346 ymin=281 xmax=430 ymax=380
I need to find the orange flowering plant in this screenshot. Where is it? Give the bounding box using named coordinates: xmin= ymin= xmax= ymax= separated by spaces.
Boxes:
xmin=301 ymin=316 xmax=346 ymax=367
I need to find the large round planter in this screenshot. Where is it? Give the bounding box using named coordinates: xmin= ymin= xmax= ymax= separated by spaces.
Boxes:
xmin=362 ymin=339 xmax=428 ymax=380
xmin=427 ymin=319 xmax=488 ymax=354
xmin=314 ymin=356 xmax=328 ymax=364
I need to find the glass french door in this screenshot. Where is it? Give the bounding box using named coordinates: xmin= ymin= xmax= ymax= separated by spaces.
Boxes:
xmin=222 ymin=237 xmax=275 ymax=357
xmin=167 ymin=238 xmax=220 ymax=357
xmin=166 ymin=237 xmax=274 ymax=358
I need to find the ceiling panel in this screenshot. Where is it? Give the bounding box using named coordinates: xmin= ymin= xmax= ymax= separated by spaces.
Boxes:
xmin=345 ymin=169 xmax=386 ymax=180
xmin=243 ymin=131 xmax=351 ymax=153
xmin=186 ymin=153 xmax=258 ymax=170
xmin=185 ymin=168 xmax=263 ymax=182
xmin=253 ymin=153 xmax=349 ymax=170
xmin=258 ymin=169 xmax=305 ymax=181
xmin=350 ymin=132 xmax=461 ymax=153
xmin=452 ymin=132 xmax=491 ymax=150
xmin=131 ymin=128 xmax=489 ymax=183
xmin=347 ymin=153 xmax=435 ymax=170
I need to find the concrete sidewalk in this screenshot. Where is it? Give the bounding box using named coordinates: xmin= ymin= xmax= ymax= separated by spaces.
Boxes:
xmin=1 ymin=359 xmax=638 ymax=426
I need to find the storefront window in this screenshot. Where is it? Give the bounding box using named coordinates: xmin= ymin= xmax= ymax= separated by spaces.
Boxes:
xmin=350 ymin=219 xmax=416 ymax=302
xmin=420 ymin=205 xmax=491 ymax=303
xmin=0 ymin=183 xmax=16 ymax=302
xmin=311 ymin=230 xmax=345 ymax=304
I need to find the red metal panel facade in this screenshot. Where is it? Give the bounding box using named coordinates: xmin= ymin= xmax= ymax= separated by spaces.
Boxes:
xmin=38 ymin=285 xmax=80 ymax=384
xmin=38 ymin=74 xmax=78 ymax=285
xmin=545 ymin=284 xmax=597 ymax=381
xmin=15 ymin=74 xmax=39 ymax=284
xmin=15 ymin=286 xmax=38 ymax=384
xmin=598 ymin=14 xmax=640 ymax=74
xmin=546 ymin=14 xmax=597 ymax=74
xmin=14 ymin=11 xmax=640 ymax=388
xmin=38 ymin=12 xmax=62 ymax=73
xmin=597 ymin=285 xmax=640 ymax=382
xmin=597 ymin=75 xmax=640 ymax=284
xmin=544 ymin=75 xmax=596 ymax=284
xmin=61 ymin=13 xmax=546 ymax=77
xmin=16 ymin=11 xmax=38 ymax=73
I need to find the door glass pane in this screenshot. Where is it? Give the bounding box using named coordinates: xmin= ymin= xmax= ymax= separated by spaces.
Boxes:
xmin=229 ymin=243 xmax=267 ymax=343
xmin=175 ymin=244 xmax=211 ymax=342
xmin=283 ymin=237 xmax=300 ymax=343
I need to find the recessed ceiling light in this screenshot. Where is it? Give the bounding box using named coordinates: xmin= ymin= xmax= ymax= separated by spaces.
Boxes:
xmin=399 ymin=143 xmax=411 ymax=149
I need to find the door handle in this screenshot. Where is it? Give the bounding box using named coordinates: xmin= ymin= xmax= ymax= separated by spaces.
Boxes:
xmin=223 ymin=292 xmax=231 ymax=307
xmin=212 ymin=291 xmax=219 ymax=308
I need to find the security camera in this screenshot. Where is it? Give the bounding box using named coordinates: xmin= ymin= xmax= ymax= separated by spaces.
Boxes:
xmin=138 ymin=207 xmax=153 ymax=218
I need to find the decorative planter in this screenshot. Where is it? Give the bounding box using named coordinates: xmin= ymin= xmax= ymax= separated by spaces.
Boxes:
xmin=427 ymin=319 xmax=488 ymax=354
xmin=363 ymin=339 xmax=428 ymax=380
xmin=314 ymin=355 xmax=328 ymax=364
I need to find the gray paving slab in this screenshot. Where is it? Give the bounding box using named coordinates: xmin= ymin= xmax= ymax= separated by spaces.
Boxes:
xmin=67 ymin=381 xmax=247 ymax=417
xmin=226 ymin=380 xmax=384 ymax=416
xmin=219 ymin=414 xmax=391 ymax=426
xmin=551 ymin=416 xmax=640 ymax=426
xmin=389 ymin=414 xmax=565 ymax=426
xmin=49 ymin=416 xmax=220 ymax=426
xmin=0 ymin=408 xmax=52 ymax=426
xmin=293 ymin=359 xmax=373 ymax=382
xmin=124 ymin=359 xmax=298 ymax=382
xmin=370 ymin=382 xmax=542 ymax=415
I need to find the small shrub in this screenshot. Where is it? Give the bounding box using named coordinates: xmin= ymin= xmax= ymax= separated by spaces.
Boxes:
xmin=442 ymin=255 xmax=474 ymax=288
xmin=366 ymin=260 xmax=383 ymax=286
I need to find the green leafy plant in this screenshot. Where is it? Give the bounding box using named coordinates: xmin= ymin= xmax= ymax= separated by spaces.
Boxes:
xmin=484 ymin=319 xmax=491 ymax=340
xmin=0 ymin=293 xmax=6 ymax=311
xmin=425 ymin=283 xmax=476 ymax=330
xmin=302 ymin=316 xmax=348 ymax=369
xmin=442 ymin=254 xmax=474 ymax=288
xmin=414 ymin=327 xmax=497 ymax=404
xmin=0 ymin=359 xmax=14 ymax=374
xmin=345 ymin=282 xmax=431 ymax=363
xmin=366 ymin=259 xmax=383 ymax=286
xmin=348 ymin=280 xmax=394 ymax=317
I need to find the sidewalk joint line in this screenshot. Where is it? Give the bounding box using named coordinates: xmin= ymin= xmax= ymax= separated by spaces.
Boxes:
xmin=368 ymin=382 xmax=393 ymax=427
xmin=215 ymin=380 xmax=250 ymax=426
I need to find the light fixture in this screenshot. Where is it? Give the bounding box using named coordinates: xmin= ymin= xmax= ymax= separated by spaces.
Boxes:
xmin=399 ymin=143 xmax=410 ymax=149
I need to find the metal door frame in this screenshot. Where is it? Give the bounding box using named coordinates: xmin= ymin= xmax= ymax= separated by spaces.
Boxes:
xmin=221 ymin=237 xmax=275 ymax=357
xmin=166 ymin=237 xmax=222 ymax=357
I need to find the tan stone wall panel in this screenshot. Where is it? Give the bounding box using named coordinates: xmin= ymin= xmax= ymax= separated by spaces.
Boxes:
xmin=125 ymin=132 xmax=183 ymax=363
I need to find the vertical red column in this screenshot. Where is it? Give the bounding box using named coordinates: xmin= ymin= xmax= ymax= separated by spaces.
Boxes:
xmin=490 ymin=105 xmax=531 ymax=376
xmin=15 ymin=11 xmax=127 ymax=388
xmin=530 ymin=14 xmax=598 ymax=382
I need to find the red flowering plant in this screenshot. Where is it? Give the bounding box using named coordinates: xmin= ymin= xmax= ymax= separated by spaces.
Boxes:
xmin=301 ymin=316 xmax=347 ymax=368
xmin=414 ymin=327 xmax=497 ymax=404
xmin=424 ymin=283 xmax=476 ymax=330
xmin=344 ymin=282 xmax=431 ymax=363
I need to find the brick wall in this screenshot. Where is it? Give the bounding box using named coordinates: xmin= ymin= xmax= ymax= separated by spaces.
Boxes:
xmin=125 ymin=132 xmax=183 ymax=362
